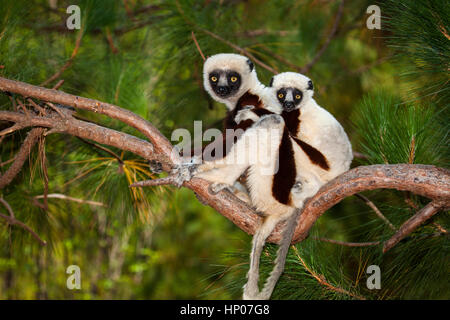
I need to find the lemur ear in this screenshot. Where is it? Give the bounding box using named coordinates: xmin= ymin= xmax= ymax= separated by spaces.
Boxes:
xmin=307 ymin=80 xmax=313 ymax=90
xmin=246 ymin=59 xmax=254 ymax=72
xmin=269 ymin=77 xmax=274 ymax=87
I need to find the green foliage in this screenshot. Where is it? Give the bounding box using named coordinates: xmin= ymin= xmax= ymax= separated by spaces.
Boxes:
xmin=0 ymin=0 xmax=448 ymax=300
xmin=352 ymin=91 xmax=449 ymax=166
xmin=382 ymin=0 xmax=450 ymax=105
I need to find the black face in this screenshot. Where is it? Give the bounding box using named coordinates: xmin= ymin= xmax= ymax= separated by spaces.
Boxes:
xmin=276 ymin=87 xmax=303 ymax=112
xmin=208 ymin=69 xmax=241 ymax=98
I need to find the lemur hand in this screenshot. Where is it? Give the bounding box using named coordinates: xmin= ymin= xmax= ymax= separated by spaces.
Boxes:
xmin=208 ymin=182 xmax=233 ymax=195
xmin=254 ymin=114 xmax=284 ymax=128
xmin=149 ymin=160 xmax=163 ymax=174
xmin=171 ymin=157 xmax=201 ymax=188
xmin=234 ymin=105 xmax=259 ymax=124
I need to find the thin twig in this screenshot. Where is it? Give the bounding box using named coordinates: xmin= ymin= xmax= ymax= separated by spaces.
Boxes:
xmin=40 ymin=26 xmax=83 ymax=87
xmin=51 ymin=79 xmax=65 ymax=90
xmin=191 ymin=31 xmax=206 ymax=61
xmin=199 ymin=28 xmax=279 ymax=74
xmin=8 ymin=95 xmax=17 ymax=111
xmin=35 ymin=193 xmax=106 ymax=207
xmin=27 ymin=98 xmax=46 ymax=115
xmin=0 ymin=128 xmax=44 ymax=189
xmin=235 ymin=29 xmax=295 ymax=38
xmin=301 ymin=0 xmax=345 ymax=73
xmin=77 ymin=137 xmax=124 ymax=164
xmin=0 ymin=197 xmax=15 ymax=219
xmin=353 ymin=151 xmax=369 ymax=160
xmin=354 ymin=193 xmax=396 ymax=231
xmin=383 ymin=201 xmax=446 ymax=252
xmin=313 ymin=237 xmax=381 ymax=247
xmin=0 ymin=157 xmax=16 ymax=167
xmin=0 ymin=212 xmax=47 ymax=246
xmin=16 ymin=98 xmax=30 ymax=118
xmin=106 ymin=28 xmax=119 ymax=54
xmin=431 ymin=222 xmax=447 ymax=234
xmin=44 ymin=102 xmax=65 ymax=118
xmin=38 ymin=134 xmax=49 ymax=210
xmin=0 ymin=123 xmax=25 ymax=137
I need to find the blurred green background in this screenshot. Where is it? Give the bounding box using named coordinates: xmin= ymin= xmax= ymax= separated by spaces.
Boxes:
xmin=0 ymin=0 xmax=448 ymax=299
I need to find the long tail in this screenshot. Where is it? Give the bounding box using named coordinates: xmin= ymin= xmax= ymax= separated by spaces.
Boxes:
xmin=258 ymin=208 xmax=301 ymax=300
xmin=243 ymin=215 xmax=281 ymax=300
xmin=243 ymin=208 xmax=301 ymax=300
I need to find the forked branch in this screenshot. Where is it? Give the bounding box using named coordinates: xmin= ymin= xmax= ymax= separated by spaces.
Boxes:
xmin=0 ymin=76 xmax=449 ymax=251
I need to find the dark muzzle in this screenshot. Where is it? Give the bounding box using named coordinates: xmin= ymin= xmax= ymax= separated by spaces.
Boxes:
xmin=283 ymin=101 xmax=295 ymax=112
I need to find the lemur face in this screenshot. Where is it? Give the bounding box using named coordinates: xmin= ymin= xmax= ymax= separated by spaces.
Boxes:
xmin=276 ymin=87 xmax=304 ymax=112
xmin=203 ymin=53 xmax=256 ymax=105
xmin=208 ymin=69 xmax=241 ymax=98
xmin=270 ymin=72 xmax=314 ymax=112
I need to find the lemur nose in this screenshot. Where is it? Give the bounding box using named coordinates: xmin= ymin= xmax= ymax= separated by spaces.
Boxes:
xmin=284 ymin=101 xmax=295 ymax=110
xmin=217 ymin=86 xmax=229 ymax=95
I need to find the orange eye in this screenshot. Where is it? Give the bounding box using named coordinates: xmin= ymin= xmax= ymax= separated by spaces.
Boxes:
xmin=278 ymin=93 xmax=284 ymax=99
xmin=295 ymin=94 xmax=301 ymax=99
xmin=211 ymin=76 xmax=217 ymax=82
xmin=230 ymin=76 xmax=238 ymax=82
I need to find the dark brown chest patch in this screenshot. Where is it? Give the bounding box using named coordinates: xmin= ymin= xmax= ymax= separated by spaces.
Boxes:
xmin=292 ymin=137 xmax=330 ymax=171
xmin=236 ymin=91 xmax=263 ymax=110
xmin=224 ymin=91 xmax=265 ymax=129
xmin=272 ymin=127 xmax=296 ymax=206
xmin=281 ymin=109 xmax=301 ymax=136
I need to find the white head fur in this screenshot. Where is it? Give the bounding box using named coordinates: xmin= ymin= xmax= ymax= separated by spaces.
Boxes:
xmin=270 ymin=72 xmax=314 ymax=112
xmin=203 ymin=53 xmax=263 ymax=110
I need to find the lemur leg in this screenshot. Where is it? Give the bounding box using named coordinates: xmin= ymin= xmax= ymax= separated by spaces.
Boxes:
xmin=196 ymin=114 xmax=284 ymax=173
xmin=173 ymin=114 xmax=285 ymax=188
xmin=291 ymin=172 xmax=323 ymax=208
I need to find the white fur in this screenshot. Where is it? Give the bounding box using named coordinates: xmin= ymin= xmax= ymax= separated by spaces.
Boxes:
xmin=270 ymin=72 xmax=353 ymax=183
xmin=190 ymin=56 xmax=349 ymax=301
xmin=203 ymin=53 xmax=277 ymax=112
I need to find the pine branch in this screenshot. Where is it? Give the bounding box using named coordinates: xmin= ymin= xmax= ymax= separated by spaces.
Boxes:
xmin=0 ymin=198 xmax=46 ymax=246
xmin=0 ymin=212 xmax=47 ymax=246
xmin=0 ymin=76 xmax=449 ymax=248
xmin=0 ymin=128 xmax=45 ymax=189
xmin=383 ymin=200 xmax=447 ymax=253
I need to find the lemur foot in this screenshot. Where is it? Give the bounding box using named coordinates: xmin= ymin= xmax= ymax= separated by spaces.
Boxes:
xmin=149 ymin=160 xmax=163 ymax=174
xmin=171 ymin=158 xmax=201 ymax=188
xmin=255 ymin=114 xmax=284 ymax=128
xmin=291 ymin=180 xmax=303 ymax=193
xmin=208 ymin=182 xmax=232 ymax=195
